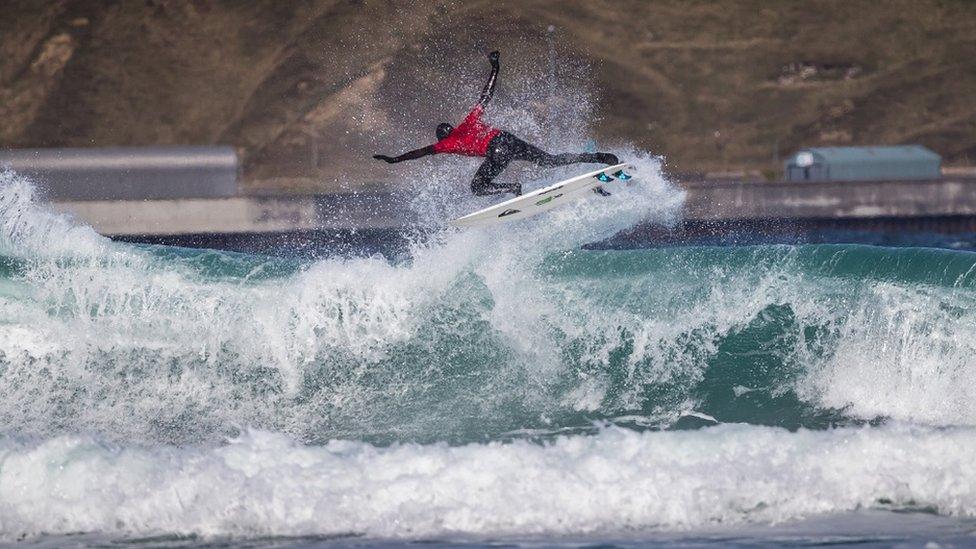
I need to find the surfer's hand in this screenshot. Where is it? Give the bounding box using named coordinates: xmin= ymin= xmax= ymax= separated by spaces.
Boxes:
xmin=488 ymin=51 xmax=499 ymax=66
xmin=373 ymin=154 xmax=395 ymax=164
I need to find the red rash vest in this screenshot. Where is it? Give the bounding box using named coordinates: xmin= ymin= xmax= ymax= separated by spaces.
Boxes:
xmin=432 ymin=104 xmax=501 ymax=157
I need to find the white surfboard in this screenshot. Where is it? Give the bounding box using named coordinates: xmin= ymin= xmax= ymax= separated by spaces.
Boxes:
xmin=448 ymin=162 xmax=636 ymax=227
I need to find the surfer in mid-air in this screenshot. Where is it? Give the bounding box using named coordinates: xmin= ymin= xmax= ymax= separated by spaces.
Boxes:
xmin=373 ymin=51 xmax=619 ymax=196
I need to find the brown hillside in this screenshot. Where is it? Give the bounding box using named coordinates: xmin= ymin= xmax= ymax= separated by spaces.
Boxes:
xmin=2 ymin=0 xmax=975 ymax=192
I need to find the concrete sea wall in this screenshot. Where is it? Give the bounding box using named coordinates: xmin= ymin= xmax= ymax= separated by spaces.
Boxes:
xmin=47 ymin=177 xmax=976 ymax=244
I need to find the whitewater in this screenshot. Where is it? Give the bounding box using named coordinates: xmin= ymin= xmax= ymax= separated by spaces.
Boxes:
xmin=3 ymin=57 xmax=976 ymax=543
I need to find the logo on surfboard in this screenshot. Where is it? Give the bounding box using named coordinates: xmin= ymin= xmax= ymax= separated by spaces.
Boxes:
xmin=497 ymin=209 xmax=521 ymax=218
xmin=535 ymin=193 xmax=563 ymax=206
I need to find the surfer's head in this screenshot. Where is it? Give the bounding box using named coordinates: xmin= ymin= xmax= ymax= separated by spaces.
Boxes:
xmin=436 ymin=123 xmax=454 ymax=140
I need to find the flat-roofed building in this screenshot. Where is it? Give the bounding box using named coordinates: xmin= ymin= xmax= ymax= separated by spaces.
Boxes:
xmin=0 ymin=146 xmax=238 ymax=200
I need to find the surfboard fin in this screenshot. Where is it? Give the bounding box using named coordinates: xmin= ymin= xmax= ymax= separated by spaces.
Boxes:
xmin=612 ymin=170 xmax=632 ymax=181
xmin=593 ymin=186 xmax=612 ymax=197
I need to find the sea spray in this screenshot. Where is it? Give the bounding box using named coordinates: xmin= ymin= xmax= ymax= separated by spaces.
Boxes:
xmin=0 ymin=165 xmax=683 ymax=445
xmin=0 ymin=170 xmax=111 ymax=260
xmin=3 ymin=161 xmax=976 ymax=541
xmin=1 ymin=168 xmax=976 ymax=448
xmin=3 ymin=424 xmax=976 ymax=540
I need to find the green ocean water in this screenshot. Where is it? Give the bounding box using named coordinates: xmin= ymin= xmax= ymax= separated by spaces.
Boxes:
xmin=2 ymin=168 xmax=976 ymax=545
xmin=2 ymin=237 xmax=974 ymax=446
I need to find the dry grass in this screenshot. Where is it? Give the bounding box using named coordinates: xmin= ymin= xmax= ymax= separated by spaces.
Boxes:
xmin=1 ymin=0 xmax=974 ymax=190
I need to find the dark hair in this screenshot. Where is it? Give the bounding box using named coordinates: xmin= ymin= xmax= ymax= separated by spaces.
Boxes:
xmin=436 ymin=123 xmax=454 ymax=140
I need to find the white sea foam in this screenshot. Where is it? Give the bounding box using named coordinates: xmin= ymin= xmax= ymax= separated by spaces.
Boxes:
xmin=2 ymin=424 xmax=976 ymax=541
xmin=0 ymin=170 xmax=111 ymax=259
xmin=2 ymin=164 xmax=976 ymax=444
xmin=799 ymin=280 xmax=976 ymax=425
xmin=2 ymin=161 xmax=976 ymax=446
xmin=0 ymin=158 xmax=692 ymax=444
xmin=635 ymin=246 xmax=976 ymax=427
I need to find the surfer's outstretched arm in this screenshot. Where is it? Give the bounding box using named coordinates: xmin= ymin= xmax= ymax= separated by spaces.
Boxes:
xmin=477 ymin=51 xmax=500 ymax=107
xmin=373 ymin=145 xmax=435 ymax=164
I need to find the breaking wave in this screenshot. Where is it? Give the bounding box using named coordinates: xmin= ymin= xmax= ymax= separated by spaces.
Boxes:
xmin=1 ymin=165 xmax=976 ymax=541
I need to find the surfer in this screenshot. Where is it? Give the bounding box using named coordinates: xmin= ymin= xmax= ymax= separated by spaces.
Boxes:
xmin=373 ymin=51 xmax=619 ymax=196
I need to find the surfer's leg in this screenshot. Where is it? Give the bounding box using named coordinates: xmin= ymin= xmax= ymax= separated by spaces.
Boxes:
xmin=506 ymin=134 xmax=618 ymax=167
xmin=471 ymin=156 xmax=518 ymax=196
xmin=470 ymin=133 xmax=522 ymax=196
xmin=536 ymin=151 xmax=619 ymax=167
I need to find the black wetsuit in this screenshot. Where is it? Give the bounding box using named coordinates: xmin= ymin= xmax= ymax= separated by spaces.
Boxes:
xmin=473 ymin=132 xmax=617 ymax=196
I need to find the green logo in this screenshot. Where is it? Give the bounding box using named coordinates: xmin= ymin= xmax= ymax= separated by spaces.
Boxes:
xmin=535 ymin=196 xmax=555 ymax=206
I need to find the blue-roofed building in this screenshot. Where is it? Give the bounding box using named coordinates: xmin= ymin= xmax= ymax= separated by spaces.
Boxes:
xmin=784 ymin=145 xmax=941 ymax=182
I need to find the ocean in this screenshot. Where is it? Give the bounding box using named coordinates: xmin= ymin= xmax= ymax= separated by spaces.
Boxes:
xmin=1 ymin=159 xmax=975 ymax=547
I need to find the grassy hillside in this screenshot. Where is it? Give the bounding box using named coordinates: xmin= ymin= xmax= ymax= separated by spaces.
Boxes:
xmin=2 ymin=0 xmax=974 ymax=191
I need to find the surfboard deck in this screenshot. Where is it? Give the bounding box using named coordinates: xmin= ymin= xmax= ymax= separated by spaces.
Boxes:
xmin=448 ymin=162 xmax=636 ymax=228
